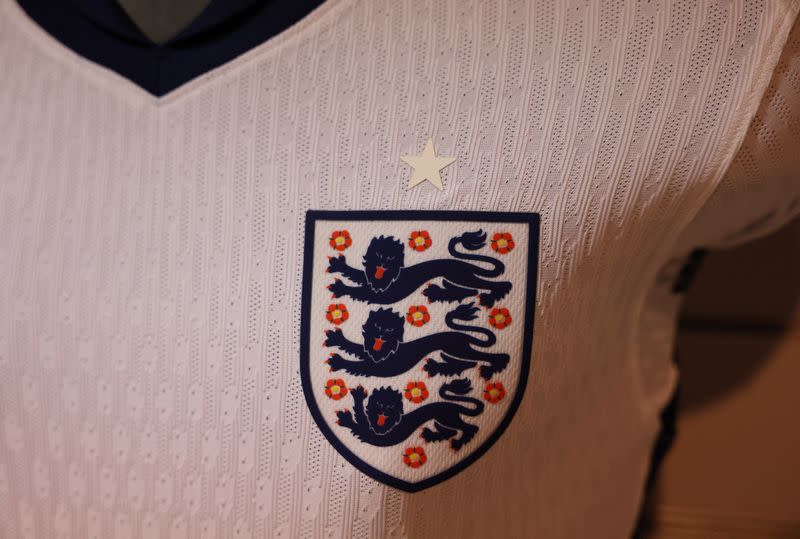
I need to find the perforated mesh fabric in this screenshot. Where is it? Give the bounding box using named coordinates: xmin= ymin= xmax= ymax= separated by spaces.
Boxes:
xmin=674 ymin=10 xmax=800 ymax=253
xmin=0 ymin=1 xmax=798 ymax=538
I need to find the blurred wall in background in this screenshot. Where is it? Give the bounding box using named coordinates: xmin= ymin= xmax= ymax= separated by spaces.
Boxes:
xmin=644 ymin=217 xmax=800 ymax=539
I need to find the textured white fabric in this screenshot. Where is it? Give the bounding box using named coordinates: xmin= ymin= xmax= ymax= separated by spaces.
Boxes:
xmin=0 ymin=1 xmax=798 ymax=538
xmin=674 ymin=10 xmax=800 ymax=253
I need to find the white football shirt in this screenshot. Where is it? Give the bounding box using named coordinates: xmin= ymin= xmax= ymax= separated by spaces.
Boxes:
xmin=0 ymin=0 xmax=799 ymax=537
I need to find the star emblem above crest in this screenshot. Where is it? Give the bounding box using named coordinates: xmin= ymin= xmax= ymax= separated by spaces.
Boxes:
xmin=401 ymin=139 xmax=456 ymax=191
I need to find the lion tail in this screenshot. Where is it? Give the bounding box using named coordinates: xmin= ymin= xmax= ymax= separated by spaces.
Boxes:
xmin=445 ymin=303 xmax=496 ymax=346
xmin=439 ymin=378 xmax=484 ymax=416
xmin=448 ymin=230 xmax=505 ymax=277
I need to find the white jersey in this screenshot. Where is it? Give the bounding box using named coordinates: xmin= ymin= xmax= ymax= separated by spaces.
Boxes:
xmin=0 ymin=0 xmax=799 ymax=537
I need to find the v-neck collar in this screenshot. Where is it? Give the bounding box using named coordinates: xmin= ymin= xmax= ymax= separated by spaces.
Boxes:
xmin=11 ymin=0 xmax=333 ymax=99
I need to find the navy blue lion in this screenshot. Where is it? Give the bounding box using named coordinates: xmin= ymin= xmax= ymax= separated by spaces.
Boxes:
xmin=326 ymin=230 xmax=512 ymax=308
xmin=335 ymin=378 xmax=484 ymax=450
xmin=324 ymin=302 xmax=509 ymax=380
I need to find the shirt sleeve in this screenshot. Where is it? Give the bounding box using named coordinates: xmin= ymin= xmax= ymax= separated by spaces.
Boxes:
xmin=671 ymin=10 xmax=800 ymax=256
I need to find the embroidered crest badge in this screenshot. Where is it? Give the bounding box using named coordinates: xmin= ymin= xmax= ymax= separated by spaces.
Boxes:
xmin=300 ymin=210 xmax=539 ymax=491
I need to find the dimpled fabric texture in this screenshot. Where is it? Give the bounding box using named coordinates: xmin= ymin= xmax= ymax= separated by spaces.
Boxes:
xmin=0 ymin=0 xmax=798 ymax=538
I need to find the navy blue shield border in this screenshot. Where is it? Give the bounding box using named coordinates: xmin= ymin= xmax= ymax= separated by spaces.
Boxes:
xmin=299 ymin=210 xmax=540 ymax=492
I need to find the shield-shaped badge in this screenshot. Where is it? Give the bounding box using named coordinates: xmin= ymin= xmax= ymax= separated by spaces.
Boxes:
xmin=300 ymin=210 xmax=539 ymax=491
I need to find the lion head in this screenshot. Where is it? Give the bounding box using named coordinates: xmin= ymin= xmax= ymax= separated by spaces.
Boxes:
xmin=361 ymin=308 xmax=404 ymax=362
xmin=362 ymin=236 xmax=405 ymax=292
xmin=365 ymin=386 xmax=404 ymax=435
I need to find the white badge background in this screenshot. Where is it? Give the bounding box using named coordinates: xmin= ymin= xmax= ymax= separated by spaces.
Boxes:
xmin=307 ymin=218 xmax=531 ymax=483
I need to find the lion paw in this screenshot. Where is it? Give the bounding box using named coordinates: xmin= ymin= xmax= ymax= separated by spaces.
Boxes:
xmin=327 ymin=254 xmax=348 ymax=275
xmin=335 ymin=409 xmax=355 ymax=428
xmin=422 ymin=358 xmax=439 ymax=377
xmin=327 ymin=353 xmax=347 ymax=371
xmin=479 ymin=282 xmax=511 ymax=308
xmin=327 ymin=279 xmax=346 ymax=298
xmin=478 ymin=358 xmax=509 ymax=380
xmin=478 ymin=365 xmax=496 ymax=380
xmin=323 ymin=328 xmax=345 ymax=347
xmin=350 ymin=385 xmax=367 ymax=400
xmin=477 ymin=293 xmax=496 ymax=309
xmin=420 ymin=427 xmax=435 ymax=442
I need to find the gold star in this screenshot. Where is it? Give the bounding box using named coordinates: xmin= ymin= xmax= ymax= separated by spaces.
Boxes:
xmin=401 ymin=139 xmax=456 ymax=191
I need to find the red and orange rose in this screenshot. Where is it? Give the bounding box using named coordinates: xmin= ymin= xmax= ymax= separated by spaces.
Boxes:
xmin=488 ymin=307 xmax=512 ymax=329
xmin=483 ymin=382 xmax=506 ymax=404
xmin=403 ymin=446 xmax=427 ymax=468
xmin=406 ymin=305 xmax=430 ymax=327
xmin=324 ymin=378 xmax=348 ymax=400
xmin=403 ymin=381 xmax=429 ymax=404
xmin=325 ymin=303 xmax=349 ymax=325
xmin=490 ymin=232 xmax=515 ymax=254
xmin=408 ymin=230 xmax=432 ymax=252
xmin=329 ymin=230 xmax=352 ymax=252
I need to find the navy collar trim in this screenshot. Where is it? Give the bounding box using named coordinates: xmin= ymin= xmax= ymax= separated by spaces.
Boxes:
xmin=17 ymin=0 xmax=326 ymax=96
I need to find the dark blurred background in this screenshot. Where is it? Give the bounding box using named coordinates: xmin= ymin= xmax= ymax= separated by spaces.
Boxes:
xmin=640 ymin=217 xmax=800 ymax=539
